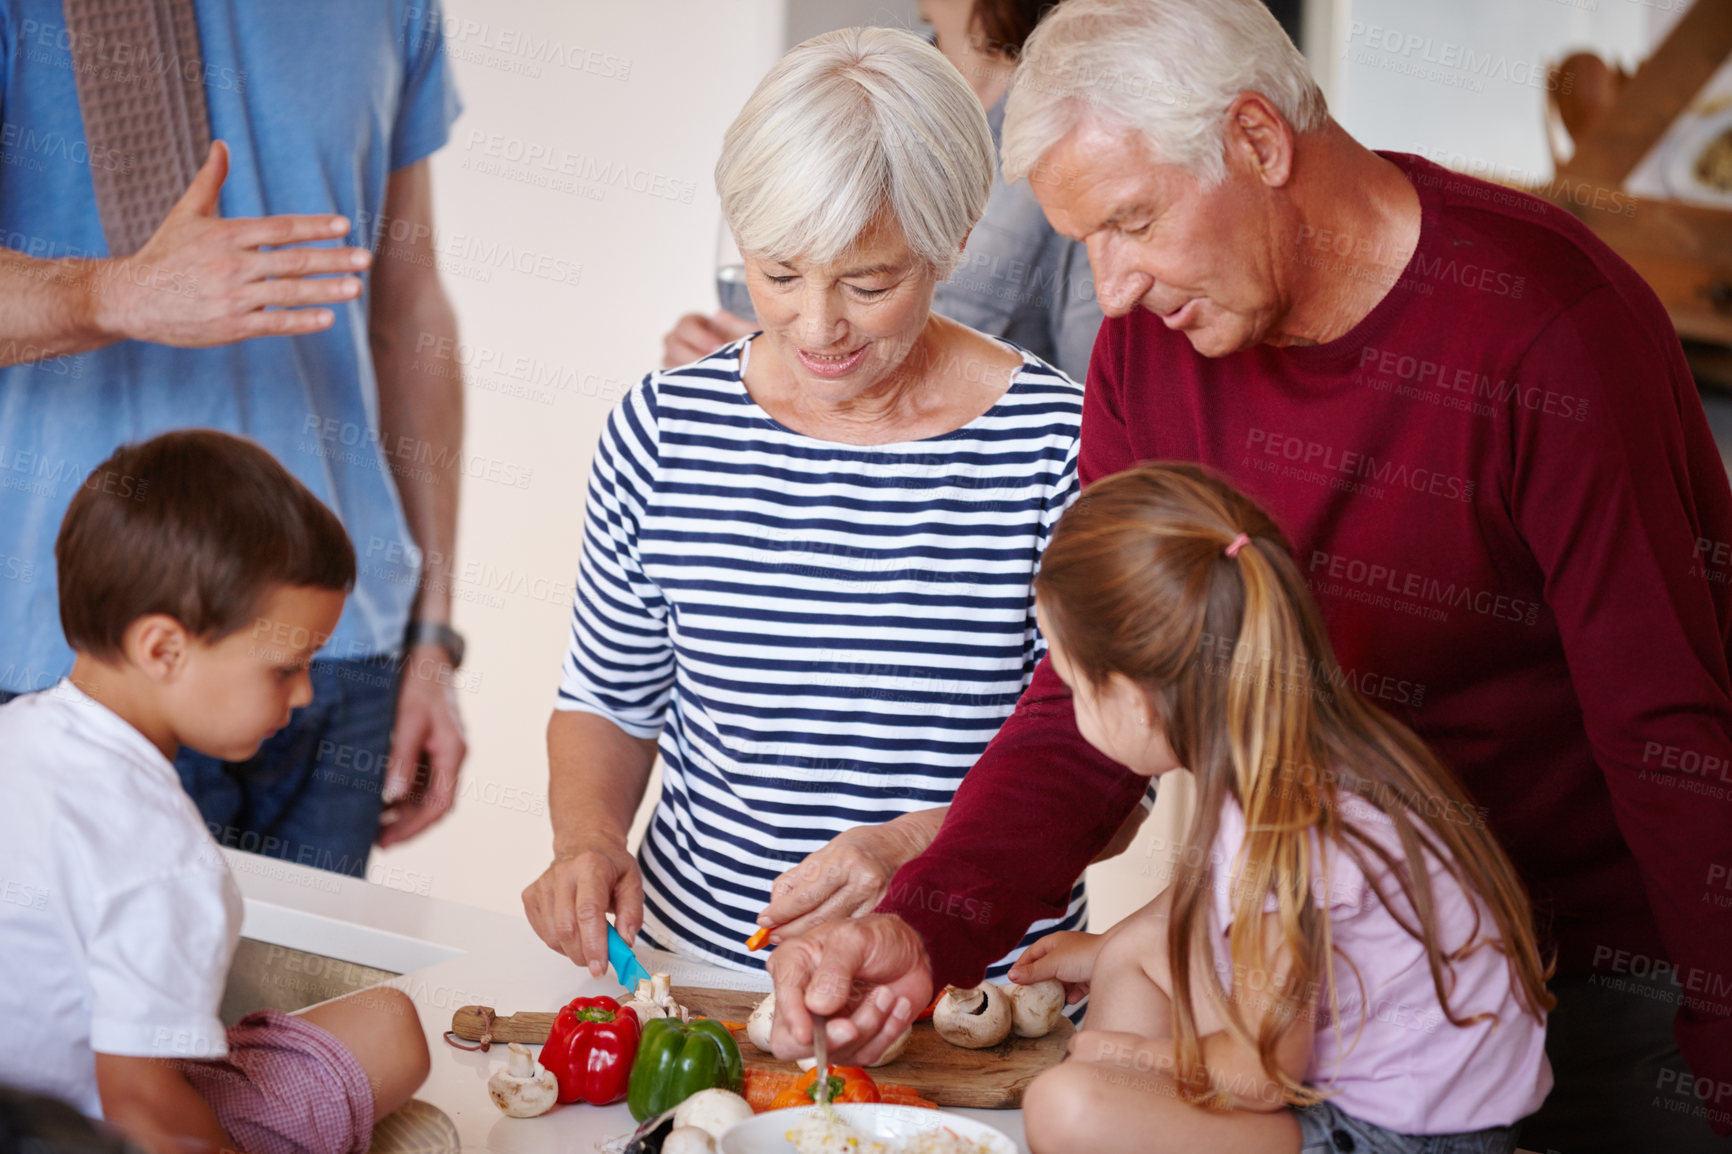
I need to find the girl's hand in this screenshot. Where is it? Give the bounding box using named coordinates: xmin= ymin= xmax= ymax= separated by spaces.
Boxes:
xmin=1007 ymin=930 xmax=1103 ymax=1004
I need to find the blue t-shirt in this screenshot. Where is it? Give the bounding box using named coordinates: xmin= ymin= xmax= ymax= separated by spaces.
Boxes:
xmin=0 ymin=0 xmax=461 ymax=691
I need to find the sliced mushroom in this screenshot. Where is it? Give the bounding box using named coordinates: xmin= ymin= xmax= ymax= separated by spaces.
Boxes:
xmin=1008 ymin=979 xmax=1066 ymax=1038
xmin=623 ymin=972 xmax=694 ymax=1024
xmin=746 ymin=991 xmax=776 ymax=1052
xmin=932 ymin=983 xmax=1013 ymax=1049
xmin=487 ymin=1042 xmax=559 ymax=1117
xmin=621 ymin=978 xmax=667 ymax=1024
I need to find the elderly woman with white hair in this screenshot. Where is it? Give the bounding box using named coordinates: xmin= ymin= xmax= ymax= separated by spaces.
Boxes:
xmin=663 ymin=0 xmax=1103 ymax=383
xmin=521 ymin=27 xmax=1134 ymax=981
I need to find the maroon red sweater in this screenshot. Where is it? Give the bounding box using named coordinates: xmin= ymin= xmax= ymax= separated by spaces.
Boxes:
xmin=879 ymin=153 xmax=1732 ymax=1090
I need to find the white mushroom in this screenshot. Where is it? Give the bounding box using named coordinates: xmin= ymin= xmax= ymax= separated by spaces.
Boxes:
xmin=746 ymin=991 xmax=776 ymax=1052
xmin=661 ymin=1127 xmax=718 ymax=1154
xmin=867 ymin=1023 xmax=914 ymax=1068
xmin=1008 ymin=979 xmax=1066 ymax=1038
xmin=673 ymin=1088 xmax=753 ymax=1139
xmin=486 ymin=1042 xmax=558 ymax=1118
xmin=932 ymin=984 xmax=1013 ymax=1049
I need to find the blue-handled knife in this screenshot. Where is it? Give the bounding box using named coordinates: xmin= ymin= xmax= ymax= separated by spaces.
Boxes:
xmin=607 ymin=922 xmax=653 ymax=990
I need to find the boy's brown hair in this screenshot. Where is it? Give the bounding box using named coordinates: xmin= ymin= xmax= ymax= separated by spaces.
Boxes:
xmin=56 ymin=429 xmax=356 ymax=658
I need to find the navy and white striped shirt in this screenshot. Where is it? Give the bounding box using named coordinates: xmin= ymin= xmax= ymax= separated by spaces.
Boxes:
xmin=557 ymin=336 xmax=1088 ymax=973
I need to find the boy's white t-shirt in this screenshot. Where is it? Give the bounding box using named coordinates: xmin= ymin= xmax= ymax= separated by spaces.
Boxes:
xmin=0 ymin=680 xmax=242 ymax=1117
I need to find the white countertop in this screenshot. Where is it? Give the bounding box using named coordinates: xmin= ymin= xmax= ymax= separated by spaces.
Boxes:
xmin=225 ymin=849 xmax=1031 ymax=1153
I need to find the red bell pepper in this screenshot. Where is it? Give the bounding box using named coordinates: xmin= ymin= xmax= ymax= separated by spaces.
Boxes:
xmin=540 ymin=995 xmax=641 ymax=1105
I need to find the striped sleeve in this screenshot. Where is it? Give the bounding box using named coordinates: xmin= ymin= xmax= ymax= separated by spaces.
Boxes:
xmin=556 ymin=379 xmax=674 ymax=738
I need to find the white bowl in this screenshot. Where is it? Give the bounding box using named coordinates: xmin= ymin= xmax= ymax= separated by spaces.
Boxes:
xmin=720 ymin=1103 xmax=1016 ymax=1154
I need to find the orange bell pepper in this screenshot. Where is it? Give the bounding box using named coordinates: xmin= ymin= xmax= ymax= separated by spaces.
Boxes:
xmin=745 ymin=1066 xmax=933 ymax=1113
xmin=770 ymin=1064 xmax=882 ymax=1110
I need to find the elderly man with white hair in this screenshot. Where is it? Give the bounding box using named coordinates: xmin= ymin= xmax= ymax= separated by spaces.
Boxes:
xmin=766 ymin=2 xmax=1732 ymax=1152
xmin=521 ymin=27 xmax=1146 ymax=989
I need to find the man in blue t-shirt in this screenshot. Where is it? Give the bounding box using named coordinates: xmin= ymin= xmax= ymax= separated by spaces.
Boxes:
xmin=0 ymin=1 xmax=469 ymax=873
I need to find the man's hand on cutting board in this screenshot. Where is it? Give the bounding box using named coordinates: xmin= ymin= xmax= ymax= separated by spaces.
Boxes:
xmin=767 ymin=913 xmax=934 ymax=1066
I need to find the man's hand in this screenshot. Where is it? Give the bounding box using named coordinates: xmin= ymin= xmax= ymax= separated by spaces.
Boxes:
xmin=377 ymin=643 xmax=467 ymax=847
xmin=661 ymin=309 xmax=755 ymax=368
xmin=88 ymin=141 xmax=372 ymax=347
xmin=522 ymin=840 xmax=645 ymax=978
xmin=758 ymin=811 xmax=941 ymax=942
xmin=767 ymin=913 xmax=933 ymax=1066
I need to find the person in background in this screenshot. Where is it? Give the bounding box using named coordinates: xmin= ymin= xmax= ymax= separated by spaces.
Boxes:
xmin=661 ymin=0 xmax=1102 ymax=385
xmin=0 ymin=0 xmax=468 ymax=875
xmin=764 ymin=2 xmax=1732 ymax=1150
xmin=522 ymin=27 xmax=1141 ymax=982
xmin=0 ymin=431 xmax=428 ymax=1154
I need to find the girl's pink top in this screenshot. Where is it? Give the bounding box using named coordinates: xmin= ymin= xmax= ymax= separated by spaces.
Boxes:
xmin=1208 ymin=794 xmax=1552 ymax=1133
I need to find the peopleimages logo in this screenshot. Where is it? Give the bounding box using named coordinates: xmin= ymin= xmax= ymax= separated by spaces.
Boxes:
xmin=1345 ymin=22 xmax=1568 ymax=93
xmin=1244 ymin=429 xmax=1475 ymax=504
xmin=1359 ymin=347 xmax=1590 ymax=422
xmin=1308 ymin=550 xmax=1541 ymax=627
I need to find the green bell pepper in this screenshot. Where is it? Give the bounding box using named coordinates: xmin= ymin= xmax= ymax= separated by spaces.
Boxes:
xmin=626 ymin=1016 xmax=744 ymax=1122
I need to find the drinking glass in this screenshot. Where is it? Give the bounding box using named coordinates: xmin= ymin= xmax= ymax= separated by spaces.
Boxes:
xmin=714 ymin=218 xmax=757 ymax=322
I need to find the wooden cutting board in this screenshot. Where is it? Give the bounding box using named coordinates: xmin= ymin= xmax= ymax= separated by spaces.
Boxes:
xmin=449 ymin=986 xmax=1072 ymax=1109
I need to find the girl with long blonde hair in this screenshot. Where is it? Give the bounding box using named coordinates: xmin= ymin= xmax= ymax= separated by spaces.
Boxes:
xmin=1012 ymin=463 xmax=1554 ymax=1154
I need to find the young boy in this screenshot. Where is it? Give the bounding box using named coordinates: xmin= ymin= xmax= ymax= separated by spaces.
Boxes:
xmin=0 ymin=430 xmax=430 ymax=1154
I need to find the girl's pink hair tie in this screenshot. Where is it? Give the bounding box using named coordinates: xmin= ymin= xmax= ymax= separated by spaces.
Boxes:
xmin=1225 ymin=532 xmax=1251 ymax=559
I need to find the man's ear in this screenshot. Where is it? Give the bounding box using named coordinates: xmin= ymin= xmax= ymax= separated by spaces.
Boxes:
xmin=1223 ymin=91 xmax=1296 ymax=188
xmin=123 ymin=614 xmax=193 ymax=682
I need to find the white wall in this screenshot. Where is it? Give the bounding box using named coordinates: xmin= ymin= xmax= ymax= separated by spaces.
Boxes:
xmin=788 ymin=0 xmax=923 ymax=46
xmin=1329 ymin=0 xmax=1681 ymax=183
